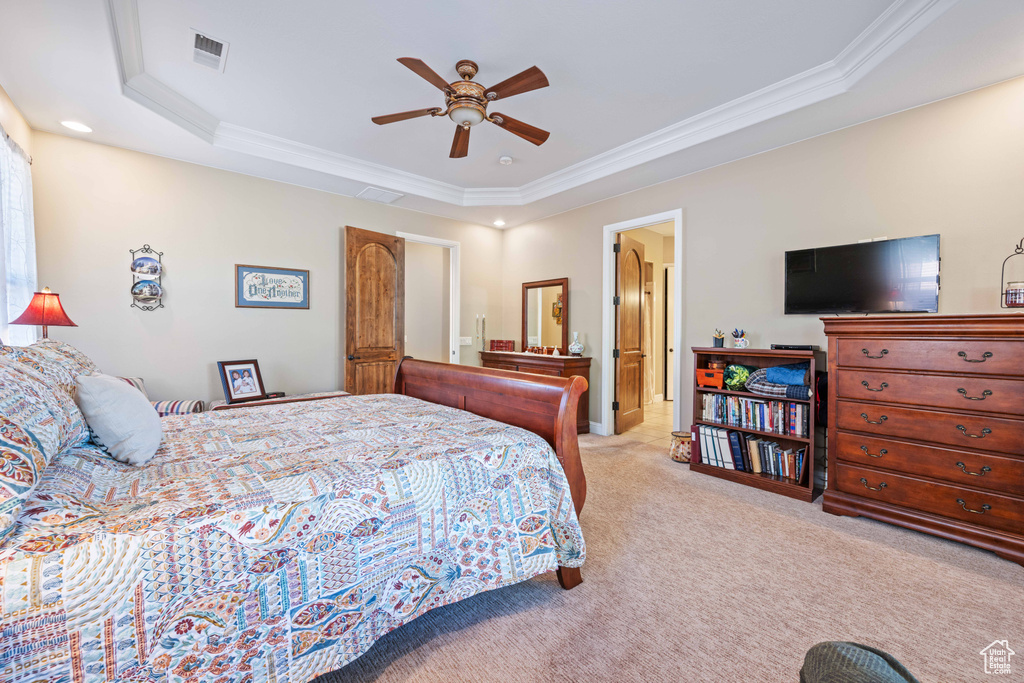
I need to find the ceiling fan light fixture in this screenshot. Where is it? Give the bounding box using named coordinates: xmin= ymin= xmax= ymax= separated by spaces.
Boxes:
xmin=448 ymin=106 xmax=484 ymax=127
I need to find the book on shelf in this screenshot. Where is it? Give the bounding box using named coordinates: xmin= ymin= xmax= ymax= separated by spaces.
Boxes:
xmin=700 ymin=393 xmax=810 ymax=438
xmin=694 ymin=425 xmax=807 ymax=484
xmin=715 ymin=429 xmax=734 ymax=470
xmin=690 ymin=424 xmax=701 ymax=464
xmin=727 ymin=431 xmax=746 ymax=471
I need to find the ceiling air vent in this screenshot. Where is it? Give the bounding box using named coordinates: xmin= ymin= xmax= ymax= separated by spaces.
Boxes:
xmin=356 ymin=187 xmax=404 ymax=204
xmin=190 ymin=29 xmax=229 ymax=72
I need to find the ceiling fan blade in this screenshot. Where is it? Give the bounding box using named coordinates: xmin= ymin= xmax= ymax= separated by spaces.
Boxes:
xmin=450 ymin=125 xmax=470 ymax=158
xmin=484 ymin=66 xmax=548 ymax=101
xmin=490 ymin=113 xmax=550 ymax=146
xmin=371 ymin=108 xmax=440 ymax=125
xmin=397 ymin=57 xmax=452 ymax=92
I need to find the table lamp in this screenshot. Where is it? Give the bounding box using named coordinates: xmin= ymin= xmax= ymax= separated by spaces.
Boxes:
xmin=11 ymin=287 xmax=77 ymax=338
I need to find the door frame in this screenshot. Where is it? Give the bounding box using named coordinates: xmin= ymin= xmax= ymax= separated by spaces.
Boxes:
xmin=395 ymin=232 xmax=461 ymax=363
xmin=599 ymin=209 xmax=683 ymax=436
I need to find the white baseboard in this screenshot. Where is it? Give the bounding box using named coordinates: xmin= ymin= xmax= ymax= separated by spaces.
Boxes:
xmin=588 ymin=421 xmax=610 ymax=436
xmin=654 ymin=394 xmax=664 ymax=402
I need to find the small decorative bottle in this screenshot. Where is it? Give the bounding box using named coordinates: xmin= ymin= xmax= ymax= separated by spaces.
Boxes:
xmin=568 ymin=332 xmax=584 ymax=357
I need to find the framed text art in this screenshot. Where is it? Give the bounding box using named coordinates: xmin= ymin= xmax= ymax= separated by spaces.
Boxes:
xmin=235 ymin=264 xmax=309 ymax=309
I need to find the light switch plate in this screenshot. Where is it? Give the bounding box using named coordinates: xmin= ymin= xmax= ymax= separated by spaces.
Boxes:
xmin=459 ymin=337 xmax=472 ymax=345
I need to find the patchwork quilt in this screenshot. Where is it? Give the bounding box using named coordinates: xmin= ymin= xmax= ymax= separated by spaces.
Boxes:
xmin=0 ymin=394 xmax=585 ymax=682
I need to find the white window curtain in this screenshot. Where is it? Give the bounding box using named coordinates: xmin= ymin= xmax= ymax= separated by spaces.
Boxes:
xmin=0 ymin=124 xmax=37 ymax=347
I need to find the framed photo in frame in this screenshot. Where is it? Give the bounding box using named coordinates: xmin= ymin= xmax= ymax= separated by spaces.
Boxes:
xmin=217 ymin=359 xmax=268 ymax=403
xmin=235 ymin=265 xmax=309 ymax=309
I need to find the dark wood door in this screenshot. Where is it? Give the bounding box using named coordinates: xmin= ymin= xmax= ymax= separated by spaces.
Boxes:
xmin=615 ymin=233 xmax=645 ymax=433
xmin=345 ymin=226 xmax=404 ymax=394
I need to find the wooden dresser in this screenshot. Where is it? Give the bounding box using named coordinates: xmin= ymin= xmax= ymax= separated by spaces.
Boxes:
xmin=479 ymin=351 xmax=591 ymax=433
xmin=822 ymin=314 xmax=1024 ymax=566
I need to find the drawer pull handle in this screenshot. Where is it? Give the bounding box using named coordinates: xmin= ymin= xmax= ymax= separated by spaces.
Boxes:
xmin=956 ymin=498 xmax=991 ymax=515
xmin=958 ymin=351 xmax=993 ymax=363
xmin=957 ymin=388 xmax=992 ymax=401
xmin=956 ymin=425 xmax=992 ymax=439
xmin=860 ymin=446 xmax=887 ymax=458
xmin=860 ymin=413 xmax=888 ymax=425
xmin=861 ymin=381 xmax=888 ymax=392
xmin=861 ymin=348 xmax=889 ymax=359
xmin=860 ymin=478 xmax=887 ymax=491
xmin=955 ymin=462 xmax=992 ymax=476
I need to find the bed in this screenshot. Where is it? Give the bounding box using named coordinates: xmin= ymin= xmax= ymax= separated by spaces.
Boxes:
xmin=0 ymin=346 xmax=587 ymax=683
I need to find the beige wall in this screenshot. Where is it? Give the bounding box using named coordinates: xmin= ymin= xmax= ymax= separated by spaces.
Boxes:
xmin=31 ymin=131 xmax=503 ymax=402
xmin=502 ymin=75 xmax=1024 ymax=427
xmin=0 ymin=82 xmax=31 ymax=156
xmin=404 ymin=241 xmax=449 ymax=363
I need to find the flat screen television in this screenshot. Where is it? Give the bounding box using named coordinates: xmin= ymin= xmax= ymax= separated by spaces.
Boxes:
xmin=785 ymin=234 xmax=940 ymax=314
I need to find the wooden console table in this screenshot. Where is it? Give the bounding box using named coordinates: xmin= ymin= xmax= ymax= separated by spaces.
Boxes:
xmin=479 ymin=351 xmax=591 ymax=433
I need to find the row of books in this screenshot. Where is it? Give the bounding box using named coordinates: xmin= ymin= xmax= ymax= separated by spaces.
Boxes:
xmin=699 ymin=393 xmax=811 ymax=438
xmin=692 ymin=424 xmax=808 ymax=483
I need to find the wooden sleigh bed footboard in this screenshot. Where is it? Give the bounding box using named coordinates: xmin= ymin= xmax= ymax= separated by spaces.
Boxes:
xmin=393 ymin=357 xmax=587 ymax=589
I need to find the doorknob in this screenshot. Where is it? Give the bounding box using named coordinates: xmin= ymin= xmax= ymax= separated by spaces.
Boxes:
xmin=347 ymin=355 xmax=361 ymax=361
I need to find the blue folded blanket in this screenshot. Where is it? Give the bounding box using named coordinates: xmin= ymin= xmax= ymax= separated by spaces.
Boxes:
xmin=767 ymin=362 xmax=810 ymax=386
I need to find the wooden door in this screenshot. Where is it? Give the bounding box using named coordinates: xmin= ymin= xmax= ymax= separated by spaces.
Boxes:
xmin=615 ymin=234 xmax=645 ymax=433
xmin=345 ymin=226 xmax=405 ymax=394
xmin=665 ymin=264 xmax=675 ymax=400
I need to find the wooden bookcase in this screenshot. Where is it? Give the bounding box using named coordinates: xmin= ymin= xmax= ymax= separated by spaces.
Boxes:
xmin=690 ymin=347 xmax=825 ymax=502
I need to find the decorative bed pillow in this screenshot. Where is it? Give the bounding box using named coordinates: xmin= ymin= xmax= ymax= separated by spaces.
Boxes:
xmin=152 ymin=400 xmax=205 ymax=417
xmin=117 ymin=376 xmax=150 ymax=399
xmin=0 ymin=364 xmax=61 ymax=538
xmin=1 ymin=339 xmax=101 ymax=450
xmin=33 ymin=338 xmax=99 ymax=376
xmin=76 ymin=373 xmax=163 ymax=465
xmin=0 ymin=352 xmax=88 ymax=451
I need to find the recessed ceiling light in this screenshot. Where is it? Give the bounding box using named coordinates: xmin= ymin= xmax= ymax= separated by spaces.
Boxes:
xmin=60 ymin=121 xmax=92 ymax=133
xmin=493 ymin=219 xmax=506 ymax=227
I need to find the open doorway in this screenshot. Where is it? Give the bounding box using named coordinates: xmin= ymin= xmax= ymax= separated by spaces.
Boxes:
xmin=396 ymin=232 xmax=460 ymax=364
xmin=600 ymin=209 xmax=683 ymax=437
xmin=612 ymin=222 xmax=674 ymax=436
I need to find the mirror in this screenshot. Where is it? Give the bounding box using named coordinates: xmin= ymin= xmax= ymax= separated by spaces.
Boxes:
xmin=522 ymin=278 xmax=569 ymax=354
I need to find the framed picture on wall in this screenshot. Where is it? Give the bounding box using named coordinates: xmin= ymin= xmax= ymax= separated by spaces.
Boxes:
xmin=235 ymin=264 xmax=309 ymax=309
xmin=217 ymin=359 xmax=268 ymax=403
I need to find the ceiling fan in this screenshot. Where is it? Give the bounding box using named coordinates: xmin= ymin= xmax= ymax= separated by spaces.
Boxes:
xmin=372 ymin=58 xmax=550 ymax=159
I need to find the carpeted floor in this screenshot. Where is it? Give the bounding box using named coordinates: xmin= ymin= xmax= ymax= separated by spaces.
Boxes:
xmin=318 ymin=431 xmax=1023 ymax=682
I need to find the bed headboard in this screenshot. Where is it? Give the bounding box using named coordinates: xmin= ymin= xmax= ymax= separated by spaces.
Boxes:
xmin=393 ymin=357 xmax=587 ymax=517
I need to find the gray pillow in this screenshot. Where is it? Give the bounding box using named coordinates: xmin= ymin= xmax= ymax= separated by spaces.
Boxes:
xmin=75 ymin=372 xmax=162 ymax=465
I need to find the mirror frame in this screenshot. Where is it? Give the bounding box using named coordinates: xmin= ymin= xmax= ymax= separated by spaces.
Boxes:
xmin=521 ymin=277 xmax=569 ymax=354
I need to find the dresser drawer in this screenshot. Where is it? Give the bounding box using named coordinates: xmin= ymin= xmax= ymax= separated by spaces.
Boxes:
xmin=835 ymin=432 xmax=1024 ymax=496
xmin=836 ymin=370 xmax=1024 ymax=415
xmin=835 ymin=462 xmax=1024 ymax=535
xmin=516 ymin=366 xmax=563 ymax=377
xmin=837 ymin=400 xmax=1024 ymax=455
xmin=482 ymin=361 xmax=519 ymax=373
xmin=837 ymin=339 xmax=1023 ymax=376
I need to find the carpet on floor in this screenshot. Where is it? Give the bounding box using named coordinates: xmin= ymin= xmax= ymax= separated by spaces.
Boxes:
xmin=316 ymin=433 xmax=1023 ymax=682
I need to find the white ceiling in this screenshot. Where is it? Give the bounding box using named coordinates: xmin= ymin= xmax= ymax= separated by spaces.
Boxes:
xmin=2 ymin=0 xmax=1024 ymax=227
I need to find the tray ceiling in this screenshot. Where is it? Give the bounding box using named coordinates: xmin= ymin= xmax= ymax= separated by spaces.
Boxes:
xmin=2 ymin=0 xmax=1024 ymax=226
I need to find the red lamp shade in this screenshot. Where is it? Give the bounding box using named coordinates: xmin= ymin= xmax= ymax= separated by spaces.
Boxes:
xmin=11 ymin=288 xmax=77 ymax=338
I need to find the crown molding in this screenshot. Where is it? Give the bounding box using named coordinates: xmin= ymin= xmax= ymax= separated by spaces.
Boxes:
xmin=214 ymin=123 xmax=466 ymax=204
xmin=106 ymin=0 xmax=957 ymax=208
